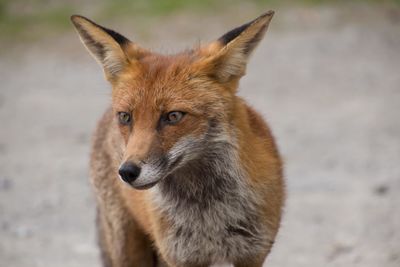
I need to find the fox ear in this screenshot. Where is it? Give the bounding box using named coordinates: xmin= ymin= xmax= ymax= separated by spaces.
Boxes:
xmin=201 ymin=11 xmax=274 ymax=83
xmin=71 ymin=15 xmax=138 ymax=80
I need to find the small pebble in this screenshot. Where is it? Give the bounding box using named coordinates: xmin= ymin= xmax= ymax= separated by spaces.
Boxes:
xmin=0 ymin=177 xmax=12 ymax=191
xmin=374 ymin=184 xmax=389 ymax=196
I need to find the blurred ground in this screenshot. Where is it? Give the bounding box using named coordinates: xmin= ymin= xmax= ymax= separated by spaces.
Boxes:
xmin=0 ymin=2 xmax=400 ymax=267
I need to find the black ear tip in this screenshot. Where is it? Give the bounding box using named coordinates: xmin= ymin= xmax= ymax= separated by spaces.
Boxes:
xmin=218 ymin=10 xmax=275 ymax=46
xmin=265 ymin=10 xmax=275 ymax=16
xmin=258 ymin=10 xmax=275 ymax=21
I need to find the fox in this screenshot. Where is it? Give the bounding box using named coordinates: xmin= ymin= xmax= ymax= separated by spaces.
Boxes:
xmin=71 ymin=10 xmax=284 ymax=267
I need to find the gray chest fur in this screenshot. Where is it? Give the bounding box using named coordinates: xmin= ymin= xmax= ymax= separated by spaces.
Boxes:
xmin=150 ymin=148 xmax=270 ymax=265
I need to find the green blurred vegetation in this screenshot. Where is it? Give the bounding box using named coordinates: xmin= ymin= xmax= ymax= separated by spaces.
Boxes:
xmin=0 ymin=0 xmax=399 ymax=41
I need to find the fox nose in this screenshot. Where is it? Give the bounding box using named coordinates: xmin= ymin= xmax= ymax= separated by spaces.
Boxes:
xmin=118 ymin=162 xmax=141 ymax=184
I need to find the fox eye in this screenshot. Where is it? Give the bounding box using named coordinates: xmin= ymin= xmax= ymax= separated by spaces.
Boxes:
xmin=165 ymin=111 xmax=185 ymax=125
xmin=118 ymin=112 xmax=131 ymax=125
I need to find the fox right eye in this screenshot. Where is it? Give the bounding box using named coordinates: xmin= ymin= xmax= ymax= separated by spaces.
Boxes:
xmin=118 ymin=112 xmax=131 ymax=125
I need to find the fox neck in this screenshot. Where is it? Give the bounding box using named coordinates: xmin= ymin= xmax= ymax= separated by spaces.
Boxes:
xmin=158 ymin=141 xmax=244 ymax=207
xmin=149 ymin=119 xmax=259 ymax=218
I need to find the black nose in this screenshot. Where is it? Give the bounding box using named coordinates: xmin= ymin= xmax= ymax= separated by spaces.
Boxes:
xmin=118 ymin=162 xmax=141 ymax=184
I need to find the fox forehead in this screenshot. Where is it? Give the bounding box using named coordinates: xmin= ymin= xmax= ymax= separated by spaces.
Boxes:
xmin=111 ymin=52 xmax=230 ymax=116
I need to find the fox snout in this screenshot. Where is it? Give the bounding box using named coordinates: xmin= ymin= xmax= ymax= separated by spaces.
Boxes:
xmin=118 ymin=160 xmax=162 ymax=190
xmin=118 ymin=136 xmax=204 ymax=190
xmin=118 ymin=162 xmax=141 ymax=184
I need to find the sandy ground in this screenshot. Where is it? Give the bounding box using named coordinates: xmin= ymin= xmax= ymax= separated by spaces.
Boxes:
xmin=0 ymin=4 xmax=399 ymax=267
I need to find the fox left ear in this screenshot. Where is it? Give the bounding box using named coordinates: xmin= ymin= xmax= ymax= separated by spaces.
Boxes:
xmin=71 ymin=15 xmax=147 ymax=81
xmin=199 ymin=11 xmax=274 ymax=83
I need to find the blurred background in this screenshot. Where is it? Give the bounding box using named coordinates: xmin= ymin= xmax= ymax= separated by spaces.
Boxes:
xmin=0 ymin=0 xmax=399 ymax=266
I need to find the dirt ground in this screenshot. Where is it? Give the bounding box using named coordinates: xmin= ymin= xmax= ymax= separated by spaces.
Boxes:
xmin=0 ymin=4 xmax=399 ymax=267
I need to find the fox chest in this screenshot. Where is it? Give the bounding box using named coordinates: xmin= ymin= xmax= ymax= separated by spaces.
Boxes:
xmin=152 ymin=187 xmax=268 ymax=265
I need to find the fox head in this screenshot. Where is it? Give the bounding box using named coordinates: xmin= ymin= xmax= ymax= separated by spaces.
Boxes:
xmin=71 ymin=12 xmax=274 ymax=190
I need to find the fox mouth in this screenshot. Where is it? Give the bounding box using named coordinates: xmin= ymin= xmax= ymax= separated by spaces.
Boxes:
xmin=132 ymin=180 xmax=159 ymax=190
xmin=128 ymin=154 xmax=186 ymax=190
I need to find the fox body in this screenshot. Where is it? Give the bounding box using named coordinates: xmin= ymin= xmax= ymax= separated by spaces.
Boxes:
xmin=72 ymin=11 xmax=284 ymax=267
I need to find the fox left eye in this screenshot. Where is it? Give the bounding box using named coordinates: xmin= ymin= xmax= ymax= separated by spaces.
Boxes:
xmin=118 ymin=112 xmax=132 ymax=125
xmin=165 ymin=111 xmax=185 ymax=125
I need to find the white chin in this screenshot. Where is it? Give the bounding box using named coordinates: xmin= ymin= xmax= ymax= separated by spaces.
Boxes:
xmin=130 ymin=176 xmax=161 ymax=190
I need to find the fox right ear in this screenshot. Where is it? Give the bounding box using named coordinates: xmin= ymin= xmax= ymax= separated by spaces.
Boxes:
xmin=196 ymin=11 xmax=274 ymax=84
xmin=71 ymin=15 xmax=136 ymax=80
